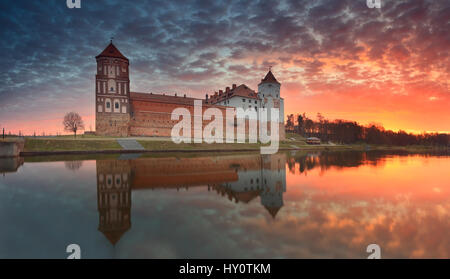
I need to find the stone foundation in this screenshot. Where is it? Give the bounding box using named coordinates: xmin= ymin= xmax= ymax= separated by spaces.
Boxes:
xmin=0 ymin=140 xmax=24 ymax=158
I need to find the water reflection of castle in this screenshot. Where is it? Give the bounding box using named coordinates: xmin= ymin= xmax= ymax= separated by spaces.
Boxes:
xmin=96 ymin=153 xmax=286 ymax=245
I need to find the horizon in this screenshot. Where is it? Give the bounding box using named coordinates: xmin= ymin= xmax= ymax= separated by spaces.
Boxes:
xmin=0 ymin=0 xmax=448 ymax=136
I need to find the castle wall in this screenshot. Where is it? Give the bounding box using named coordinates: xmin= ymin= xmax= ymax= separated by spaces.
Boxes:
xmin=127 ymin=98 xmax=285 ymax=140
xmin=96 ymin=113 xmax=130 ymax=137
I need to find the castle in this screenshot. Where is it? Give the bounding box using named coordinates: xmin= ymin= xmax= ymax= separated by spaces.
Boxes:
xmin=95 ymin=42 xmax=285 ymax=140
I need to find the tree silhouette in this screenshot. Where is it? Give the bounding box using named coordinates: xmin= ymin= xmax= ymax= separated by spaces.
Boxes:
xmin=287 ymin=112 xmax=449 ymax=146
xmin=63 ymin=112 xmax=85 ymax=138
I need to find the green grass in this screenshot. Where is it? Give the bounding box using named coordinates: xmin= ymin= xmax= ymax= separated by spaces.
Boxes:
xmin=18 ymin=132 xmax=448 ymax=155
xmin=24 ymin=138 xmax=122 ymax=152
xmin=284 ymin=132 xmax=307 ymax=144
xmin=0 ymin=137 xmax=25 ymax=142
xmin=22 ymin=132 xmax=355 ymax=153
xmin=137 ymin=140 xmax=266 ymax=151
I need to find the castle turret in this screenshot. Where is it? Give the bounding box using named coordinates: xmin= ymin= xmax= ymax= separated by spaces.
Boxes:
xmin=95 ymin=41 xmax=131 ymax=136
xmin=258 ymin=70 xmax=285 ymax=140
xmin=258 ymin=70 xmax=280 ymax=98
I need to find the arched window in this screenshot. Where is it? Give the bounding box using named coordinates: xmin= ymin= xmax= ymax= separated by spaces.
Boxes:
xmin=106 ymin=101 xmax=111 ymax=108
xmin=115 ymin=102 xmax=119 ymax=109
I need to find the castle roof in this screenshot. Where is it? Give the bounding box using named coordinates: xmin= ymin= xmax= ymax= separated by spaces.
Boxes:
xmin=230 ymin=84 xmax=259 ymax=99
xmin=208 ymin=84 xmax=258 ymax=104
xmin=131 ymin=92 xmax=196 ymax=105
xmin=130 ymin=92 xmax=205 ymax=106
xmin=259 ymin=70 xmax=280 ymax=85
xmin=96 ymin=42 xmax=129 ymax=61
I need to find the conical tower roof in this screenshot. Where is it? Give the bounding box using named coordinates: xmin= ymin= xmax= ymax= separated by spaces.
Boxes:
xmin=259 ymin=70 xmax=280 ymax=84
xmin=96 ymin=42 xmax=128 ymax=61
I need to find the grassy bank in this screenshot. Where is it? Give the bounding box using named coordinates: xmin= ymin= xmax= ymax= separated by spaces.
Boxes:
xmin=24 ymin=138 xmax=122 ymax=152
xmin=20 ymin=133 xmax=447 ymax=154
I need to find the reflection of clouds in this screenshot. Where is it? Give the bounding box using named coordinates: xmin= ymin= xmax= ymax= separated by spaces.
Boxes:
xmin=0 ymin=153 xmax=448 ymax=258
xmin=271 ymin=194 xmax=450 ymax=258
xmin=105 ymin=184 xmax=448 ymax=258
xmin=90 ymin=154 xmax=450 ymax=258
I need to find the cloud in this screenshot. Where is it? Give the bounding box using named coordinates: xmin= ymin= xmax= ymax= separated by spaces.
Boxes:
xmin=0 ymin=0 xmax=448 ymax=134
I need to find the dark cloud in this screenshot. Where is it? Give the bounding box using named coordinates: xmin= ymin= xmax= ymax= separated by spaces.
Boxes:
xmin=0 ymin=0 xmax=448 ymax=132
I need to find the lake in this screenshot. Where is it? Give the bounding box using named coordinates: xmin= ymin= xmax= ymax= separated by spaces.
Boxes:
xmin=0 ymin=150 xmax=449 ymax=258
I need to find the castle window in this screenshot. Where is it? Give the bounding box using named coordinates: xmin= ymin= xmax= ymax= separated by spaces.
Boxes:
xmin=276 ymin=94 xmax=278 ymax=98
xmin=255 ymin=100 xmax=257 ymax=104
xmin=111 ymin=87 xmax=114 ymax=91
xmin=115 ymin=102 xmax=119 ymax=109
xmin=242 ymin=99 xmax=245 ymax=102
xmin=106 ymin=102 xmax=111 ymax=109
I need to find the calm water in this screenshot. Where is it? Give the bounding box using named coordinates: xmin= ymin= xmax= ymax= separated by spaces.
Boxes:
xmin=0 ymin=151 xmax=449 ymax=258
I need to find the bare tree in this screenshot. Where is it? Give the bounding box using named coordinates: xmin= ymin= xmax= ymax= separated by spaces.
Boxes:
xmin=63 ymin=112 xmax=85 ymax=138
xmin=65 ymin=161 xmax=83 ymax=171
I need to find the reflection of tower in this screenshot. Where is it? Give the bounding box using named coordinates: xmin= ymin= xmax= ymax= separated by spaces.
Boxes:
xmin=259 ymin=154 xmax=286 ymax=219
xmin=97 ymin=160 xmax=132 ymax=245
xmin=210 ymin=154 xmax=286 ymax=219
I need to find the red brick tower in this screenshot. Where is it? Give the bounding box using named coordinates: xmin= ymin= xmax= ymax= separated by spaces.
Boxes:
xmin=95 ymin=41 xmax=131 ymax=136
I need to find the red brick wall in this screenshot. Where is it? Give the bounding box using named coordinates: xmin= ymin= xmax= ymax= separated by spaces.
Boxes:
xmin=96 ymin=97 xmax=285 ymax=141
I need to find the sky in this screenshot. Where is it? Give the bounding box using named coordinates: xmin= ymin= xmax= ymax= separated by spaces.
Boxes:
xmin=0 ymin=0 xmax=448 ymax=135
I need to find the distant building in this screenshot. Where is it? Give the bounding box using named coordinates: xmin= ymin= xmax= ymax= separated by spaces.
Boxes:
xmin=94 ymin=42 xmax=285 ymax=140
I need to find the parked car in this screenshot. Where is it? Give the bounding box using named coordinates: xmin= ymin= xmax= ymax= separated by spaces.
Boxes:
xmin=306 ymin=137 xmax=321 ymax=145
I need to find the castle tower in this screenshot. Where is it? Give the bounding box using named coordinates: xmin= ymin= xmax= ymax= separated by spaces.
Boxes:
xmin=258 ymin=70 xmax=285 ymax=140
xmin=95 ymin=41 xmax=131 ymax=136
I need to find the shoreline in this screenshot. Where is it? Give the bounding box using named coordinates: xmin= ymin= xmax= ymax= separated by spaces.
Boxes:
xmin=18 ymin=145 xmax=449 ymax=157
xmin=2 ymin=135 xmax=448 ymax=158
xmin=18 ymin=146 xmax=346 ymax=157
